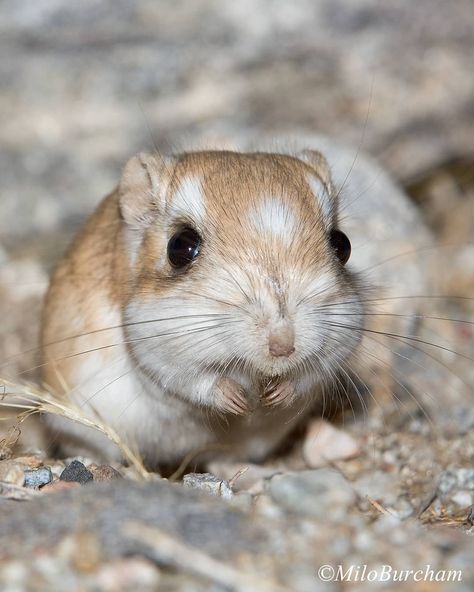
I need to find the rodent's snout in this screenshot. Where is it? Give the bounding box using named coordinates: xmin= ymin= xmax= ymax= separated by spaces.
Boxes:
xmin=268 ymin=323 xmax=295 ymax=358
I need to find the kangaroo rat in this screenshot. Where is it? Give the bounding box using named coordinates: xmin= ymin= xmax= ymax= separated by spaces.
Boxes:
xmin=41 ymin=148 xmax=375 ymax=465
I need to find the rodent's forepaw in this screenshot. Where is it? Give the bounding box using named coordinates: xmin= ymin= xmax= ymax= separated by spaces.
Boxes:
xmin=262 ymin=380 xmax=295 ymax=408
xmin=214 ymin=377 xmax=249 ymax=416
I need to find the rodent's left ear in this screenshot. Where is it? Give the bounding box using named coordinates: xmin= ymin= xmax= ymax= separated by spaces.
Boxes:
xmin=119 ymin=152 xmax=175 ymax=228
xmin=298 ymin=149 xmax=334 ymax=189
xmin=299 ymin=149 xmax=338 ymax=226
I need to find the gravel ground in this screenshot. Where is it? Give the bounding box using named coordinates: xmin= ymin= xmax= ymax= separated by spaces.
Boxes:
xmin=0 ymin=2 xmax=473 ymax=591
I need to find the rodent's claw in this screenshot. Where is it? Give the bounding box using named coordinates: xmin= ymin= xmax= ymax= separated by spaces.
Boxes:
xmin=215 ymin=377 xmax=249 ymax=416
xmin=263 ymin=381 xmax=295 ymax=408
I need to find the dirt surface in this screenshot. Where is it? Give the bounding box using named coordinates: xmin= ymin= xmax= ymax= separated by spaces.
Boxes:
xmin=0 ymin=2 xmax=473 ymax=591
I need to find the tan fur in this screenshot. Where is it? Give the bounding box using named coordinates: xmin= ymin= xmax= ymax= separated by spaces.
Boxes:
xmin=42 ymin=193 xmax=122 ymax=387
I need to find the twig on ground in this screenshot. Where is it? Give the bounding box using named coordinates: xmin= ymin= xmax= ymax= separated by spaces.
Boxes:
xmin=366 ymin=495 xmax=398 ymax=517
xmin=123 ymin=522 xmax=285 ymax=592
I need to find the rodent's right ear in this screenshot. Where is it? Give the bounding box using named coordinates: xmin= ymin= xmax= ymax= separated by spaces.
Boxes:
xmin=119 ymin=152 xmax=175 ymax=228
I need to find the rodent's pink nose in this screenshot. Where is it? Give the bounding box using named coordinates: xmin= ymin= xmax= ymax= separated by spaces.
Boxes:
xmin=268 ymin=326 xmax=295 ymax=358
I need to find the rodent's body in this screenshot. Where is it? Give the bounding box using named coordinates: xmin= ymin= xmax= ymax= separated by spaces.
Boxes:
xmin=41 ymin=149 xmax=370 ymax=466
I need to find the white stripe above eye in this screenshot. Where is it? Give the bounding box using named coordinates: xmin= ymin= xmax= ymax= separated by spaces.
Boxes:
xmin=248 ymin=197 xmax=299 ymax=239
xmin=169 ymin=175 xmax=206 ymax=224
xmin=307 ymin=174 xmax=334 ymax=225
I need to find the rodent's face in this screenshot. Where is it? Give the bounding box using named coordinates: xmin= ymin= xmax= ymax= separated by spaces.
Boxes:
xmin=120 ymin=150 xmax=365 ymax=404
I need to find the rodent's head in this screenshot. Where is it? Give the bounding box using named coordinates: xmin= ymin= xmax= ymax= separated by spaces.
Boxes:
xmin=119 ymin=150 xmax=365 ymax=405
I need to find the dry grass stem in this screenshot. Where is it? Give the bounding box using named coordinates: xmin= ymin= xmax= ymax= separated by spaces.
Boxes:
xmin=0 ymin=377 xmax=150 ymax=479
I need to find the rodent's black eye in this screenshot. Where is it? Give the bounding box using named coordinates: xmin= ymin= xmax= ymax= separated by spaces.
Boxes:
xmin=167 ymin=226 xmax=202 ymax=268
xmin=329 ymin=229 xmax=351 ymax=265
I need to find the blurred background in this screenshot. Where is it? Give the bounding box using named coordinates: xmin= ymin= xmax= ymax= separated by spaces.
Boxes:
xmin=0 ymin=0 xmax=473 ymax=375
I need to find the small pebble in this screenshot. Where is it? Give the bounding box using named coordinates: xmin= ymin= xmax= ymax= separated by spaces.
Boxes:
xmin=42 ymin=480 xmax=81 ymax=493
xmin=303 ymin=418 xmax=360 ymax=468
xmin=183 ymin=472 xmax=234 ymax=499
xmin=60 ymin=460 xmax=93 ymax=484
xmin=90 ymin=464 xmax=122 ymax=482
xmin=0 ymin=460 xmax=25 ymax=486
xmin=24 ymin=466 xmax=53 ymax=488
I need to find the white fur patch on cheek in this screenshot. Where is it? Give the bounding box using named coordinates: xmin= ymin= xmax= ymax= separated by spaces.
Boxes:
xmin=247 ymin=197 xmax=299 ymax=241
xmin=295 ymin=269 xmax=363 ymax=377
xmin=307 ymin=174 xmax=334 ymax=226
xmin=169 ymin=175 xmax=205 ymax=225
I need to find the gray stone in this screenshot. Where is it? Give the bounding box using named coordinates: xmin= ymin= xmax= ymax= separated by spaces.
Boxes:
xmin=0 ymin=479 xmax=268 ymax=565
xmin=60 ymin=460 xmax=93 ymax=485
xmin=183 ymin=472 xmax=234 ymax=500
xmin=23 ymin=466 xmax=52 ymax=488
